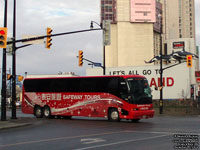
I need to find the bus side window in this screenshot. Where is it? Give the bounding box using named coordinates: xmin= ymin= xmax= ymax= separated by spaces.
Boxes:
xmin=107 ymin=78 xmax=120 ymax=96
xmin=67 ymin=78 xmax=80 ymax=92
xmin=119 ymin=78 xmax=129 ymax=100
xmin=79 ymin=78 xmax=97 ymax=92
xmin=119 ymin=78 xmax=128 ymax=92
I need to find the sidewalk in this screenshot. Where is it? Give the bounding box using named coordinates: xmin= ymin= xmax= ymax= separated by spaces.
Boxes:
xmin=0 ymin=117 xmax=35 ymax=130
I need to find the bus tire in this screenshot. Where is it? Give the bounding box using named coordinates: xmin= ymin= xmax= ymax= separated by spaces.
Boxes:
xmin=34 ymin=106 xmax=43 ymax=118
xmin=43 ymin=106 xmax=51 ymax=119
xmin=132 ymin=119 xmax=140 ymax=123
xmin=63 ymin=116 xmax=72 ymax=119
xmin=108 ymin=108 xmax=120 ymax=122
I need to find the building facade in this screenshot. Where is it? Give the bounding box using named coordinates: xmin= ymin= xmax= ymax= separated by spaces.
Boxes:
xmin=101 ymin=0 xmax=159 ymax=67
xmin=92 ymin=0 xmax=198 ymax=99
xmin=100 ymin=0 xmax=196 ymax=66
xmin=160 ymin=0 xmax=195 ymax=40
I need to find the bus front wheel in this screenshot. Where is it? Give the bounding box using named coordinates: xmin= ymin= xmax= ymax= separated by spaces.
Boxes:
xmin=108 ymin=108 xmax=120 ymax=122
xmin=43 ymin=106 xmax=51 ymax=119
xmin=34 ymin=106 xmax=43 ymax=118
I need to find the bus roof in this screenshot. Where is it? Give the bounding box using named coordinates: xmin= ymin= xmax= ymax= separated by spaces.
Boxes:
xmin=24 ymin=75 xmax=146 ymax=80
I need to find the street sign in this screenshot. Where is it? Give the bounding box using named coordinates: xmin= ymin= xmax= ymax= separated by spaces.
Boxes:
xmin=22 ymin=35 xmax=44 ymax=44
xmin=6 ymin=38 xmax=13 ymax=55
xmin=103 ymin=20 xmax=111 ymax=46
xmin=93 ymin=63 xmax=102 ymax=67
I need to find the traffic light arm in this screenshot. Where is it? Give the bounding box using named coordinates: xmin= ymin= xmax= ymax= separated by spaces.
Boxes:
xmin=77 ymin=56 xmax=103 ymax=68
xmin=7 ymin=28 xmax=102 ymax=45
xmin=16 ymin=44 xmax=32 ymax=50
xmin=162 ymin=61 xmax=183 ymax=71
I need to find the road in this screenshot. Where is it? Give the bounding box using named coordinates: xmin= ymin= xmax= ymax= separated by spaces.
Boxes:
xmin=0 ymin=110 xmax=199 ymax=150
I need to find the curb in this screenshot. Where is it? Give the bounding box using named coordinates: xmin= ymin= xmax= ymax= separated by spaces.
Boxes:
xmin=0 ymin=123 xmax=32 ymax=130
xmin=0 ymin=117 xmax=35 ymax=130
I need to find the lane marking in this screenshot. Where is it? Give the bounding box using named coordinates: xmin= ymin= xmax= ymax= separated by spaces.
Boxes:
xmin=0 ymin=131 xmax=124 ymax=148
xmin=81 ymin=138 xmax=106 ymax=144
xmin=75 ymin=134 xmax=168 ymax=150
xmin=1 ymin=128 xmax=199 ymax=149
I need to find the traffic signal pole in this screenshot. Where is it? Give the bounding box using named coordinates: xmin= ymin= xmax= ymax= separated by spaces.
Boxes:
xmin=1 ymin=0 xmax=8 ymax=121
xmin=11 ymin=0 xmax=17 ymax=119
xmin=159 ymin=13 xmax=163 ymax=114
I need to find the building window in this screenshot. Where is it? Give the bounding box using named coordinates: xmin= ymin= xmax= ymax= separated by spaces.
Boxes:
xmin=101 ymin=0 xmax=117 ymax=23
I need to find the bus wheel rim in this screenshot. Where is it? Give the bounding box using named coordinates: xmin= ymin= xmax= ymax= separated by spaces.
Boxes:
xmin=111 ymin=111 xmax=118 ymax=120
xmin=36 ymin=109 xmax=41 ymax=116
xmin=44 ymin=109 xmax=49 ymax=117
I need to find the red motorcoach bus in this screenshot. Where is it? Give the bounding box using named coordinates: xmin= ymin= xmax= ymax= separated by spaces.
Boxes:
xmin=22 ymin=75 xmax=154 ymax=122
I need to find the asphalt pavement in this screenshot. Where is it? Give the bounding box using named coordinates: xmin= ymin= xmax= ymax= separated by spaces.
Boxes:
xmin=0 ymin=113 xmax=199 ymax=150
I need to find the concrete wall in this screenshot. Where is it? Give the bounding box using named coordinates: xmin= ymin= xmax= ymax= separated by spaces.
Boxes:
xmin=106 ymin=22 xmax=154 ymax=67
xmin=105 ymin=0 xmax=155 ymax=68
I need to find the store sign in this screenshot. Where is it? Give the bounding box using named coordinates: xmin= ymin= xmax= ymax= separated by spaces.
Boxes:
xmin=195 ymin=71 xmax=200 ymax=77
xmin=173 ymin=42 xmax=185 ymax=49
xmin=196 ymin=78 xmax=200 ymax=82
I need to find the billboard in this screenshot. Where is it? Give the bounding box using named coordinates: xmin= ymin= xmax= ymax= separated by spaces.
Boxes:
xmin=130 ymin=0 xmax=156 ymax=23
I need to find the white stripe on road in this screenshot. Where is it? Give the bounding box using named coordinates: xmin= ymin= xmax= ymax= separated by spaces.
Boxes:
xmin=75 ymin=134 xmax=168 ymax=150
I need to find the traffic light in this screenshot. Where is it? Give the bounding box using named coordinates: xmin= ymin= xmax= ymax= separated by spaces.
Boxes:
xmin=78 ymin=50 xmax=83 ymax=66
xmin=7 ymin=74 xmax=12 ymax=80
xmin=0 ymin=27 xmax=8 ymax=48
xmin=186 ymin=55 xmax=192 ymax=68
xmin=46 ymin=27 xmax=52 ymax=49
xmin=18 ymin=75 xmax=24 ymax=82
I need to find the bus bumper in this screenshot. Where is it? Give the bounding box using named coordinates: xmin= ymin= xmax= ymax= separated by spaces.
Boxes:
xmin=121 ymin=109 xmax=155 ymax=120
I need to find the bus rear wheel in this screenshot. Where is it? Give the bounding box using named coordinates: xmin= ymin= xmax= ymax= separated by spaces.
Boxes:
xmin=43 ymin=106 xmax=51 ymax=119
xmin=34 ymin=106 xmax=43 ymax=118
xmin=108 ymin=108 xmax=120 ymax=122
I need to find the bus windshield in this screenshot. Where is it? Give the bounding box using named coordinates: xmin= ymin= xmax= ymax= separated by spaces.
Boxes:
xmin=126 ymin=77 xmax=152 ymax=104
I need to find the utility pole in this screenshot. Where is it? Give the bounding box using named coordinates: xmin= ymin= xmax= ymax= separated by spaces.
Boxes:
xmin=1 ymin=0 xmax=8 ymax=121
xmin=159 ymin=13 xmax=163 ymax=114
xmin=11 ymin=0 xmax=17 ymax=119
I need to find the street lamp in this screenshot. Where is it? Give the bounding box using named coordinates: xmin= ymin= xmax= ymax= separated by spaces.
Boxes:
xmin=90 ymin=21 xmax=102 ymax=29
xmin=90 ymin=21 xmax=105 ymax=75
xmin=158 ymin=13 xmax=163 ymax=114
